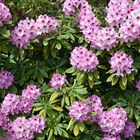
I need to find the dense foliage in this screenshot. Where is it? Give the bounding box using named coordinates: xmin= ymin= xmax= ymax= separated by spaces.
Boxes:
xmin=1 ymin=0 xmax=140 ymax=140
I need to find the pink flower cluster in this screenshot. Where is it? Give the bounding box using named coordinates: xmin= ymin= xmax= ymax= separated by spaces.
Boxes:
xmin=0 ymin=2 xmax=12 ymax=27
xmin=1 ymin=93 xmax=20 ymax=116
xmin=19 ymin=84 xmax=41 ymax=113
xmin=119 ymin=8 xmax=140 ymax=42
xmin=69 ymin=101 xmax=90 ymax=122
xmin=99 ymin=108 xmax=127 ymax=135
xmin=63 ymin=0 xmax=80 ymax=16
xmin=70 ymin=46 xmax=99 ymax=72
xmin=0 ymin=85 xmax=41 ymax=116
xmin=69 ymin=95 xmax=103 ymax=122
xmin=102 ymin=134 xmax=121 ymax=140
xmin=122 ymin=120 xmax=136 ymax=138
xmin=106 ymin=0 xmax=132 ymax=27
xmin=109 ymin=51 xmax=133 ymax=76
xmin=91 ymin=27 xmax=118 ymax=51
xmin=63 ymin=0 xmax=140 ymax=47
xmin=133 ymin=0 xmax=140 ymax=10
xmin=76 ymin=0 xmax=100 ymax=44
xmin=0 ymin=70 xmax=14 ymax=89
xmin=64 ymin=0 xmax=120 ymax=51
xmin=36 ymin=14 xmax=59 ymax=35
xmin=69 ymin=96 xmax=136 ymax=139
xmin=11 ymin=18 xmax=37 ymax=49
xmin=0 ymin=84 xmax=45 ymax=140
xmin=8 ymin=116 xmax=45 ymax=140
xmin=49 ymin=73 xmax=66 ymax=90
xmin=86 ymin=95 xmax=103 ymax=122
xmin=11 ymin=14 xmax=59 ymax=49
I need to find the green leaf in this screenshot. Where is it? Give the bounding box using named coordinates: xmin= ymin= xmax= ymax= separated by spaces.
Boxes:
xmin=39 ymin=69 xmax=48 ymax=78
xmin=119 ymin=79 xmax=126 ymax=90
xmin=49 ymin=92 xmax=59 ymax=102
xmin=51 ymin=48 xmax=57 ymax=57
xmin=128 ymin=73 xmax=135 ymax=81
xmin=62 ymin=130 xmax=69 ymax=138
xmin=121 ymin=76 xmax=127 ymax=87
xmin=39 ymin=109 xmax=46 ymax=117
xmin=69 ymin=33 xmax=75 ymax=41
xmin=37 ymin=74 xmax=44 ymax=84
xmin=65 ymin=96 xmax=70 ymax=106
xmin=90 ymin=112 xmax=97 ymax=116
xmin=88 ymin=79 xmax=94 ymax=88
xmin=135 ymin=130 xmax=140 ymax=136
xmin=33 ymin=107 xmax=43 ymax=112
xmin=0 ymin=128 xmax=7 ymax=136
xmin=96 ymin=50 xmax=102 ymax=56
xmin=48 ymin=129 xmax=53 ymax=140
xmin=88 ymin=73 xmax=93 ymax=81
xmin=93 ymin=71 xmax=100 ymax=79
xmin=80 ymin=134 xmax=93 ymax=140
xmin=129 ymin=136 xmax=135 ymax=140
xmin=43 ymin=39 xmax=48 ymax=46
xmin=43 ymin=45 xmax=49 ymax=60
xmin=1 ymin=44 xmax=8 ymax=53
xmin=78 ymin=123 xmax=84 ymax=132
xmin=78 ymin=36 xmax=84 ymax=43
xmin=76 ymin=72 xmax=85 ymax=84
xmin=106 ymin=69 xmax=114 ymax=74
xmin=111 ymin=76 xmax=119 ymax=85
xmin=52 ymin=106 xmax=63 ymax=112
xmin=55 ymin=42 xmax=61 ymax=50
xmin=0 ymin=28 xmax=10 ymax=38
xmin=106 ymin=74 xmax=115 ymax=82
xmin=11 ymin=86 xmax=18 ymax=93
xmin=67 ymin=119 xmax=75 ymax=130
xmin=73 ymin=124 xmax=79 ymax=136
xmin=66 ymin=67 xmax=75 ymax=73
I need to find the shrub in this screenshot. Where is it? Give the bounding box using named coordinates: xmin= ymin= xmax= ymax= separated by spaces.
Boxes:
xmin=0 ymin=0 xmax=140 ymax=139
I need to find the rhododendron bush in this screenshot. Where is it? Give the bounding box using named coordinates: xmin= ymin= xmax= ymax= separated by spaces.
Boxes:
xmin=1 ymin=0 xmax=140 ymax=139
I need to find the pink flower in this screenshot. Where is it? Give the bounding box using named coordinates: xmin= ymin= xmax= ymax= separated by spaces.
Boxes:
xmin=63 ymin=0 xmax=101 ymax=47
xmin=11 ymin=18 xmax=36 ymax=49
xmin=123 ymin=120 xmax=136 ymax=138
xmin=86 ymin=95 xmax=103 ymax=123
xmin=49 ymin=73 xmax=66 ymax=89
xmin=22 ymin=84 xmax=41 ymax=102
xmin=0 ymin=3 xmax=12 ymax=27
xmin=109 ymin=51 xmax=133 ymax=76
xmin=132 ymin=0 xmax=140 ymax=10
xmin=119 ymin=8 xmax=140 ymax=42
xmin=86 ymin=95 xmax=103 ymax=114
xmin=0 ymin=109 xmax=9 ymax=131
xmin=8 ymin=117 xmax=34 ymax=140
xmin=19 ymin=84 xmax=41 ymax=114
xmin=69 ymin=101 xmax=90 ymax=122
xmin=29 ymin=116 xmax=46 ymax=134
xmin=102 ymin=134 xmax=121 ymax=140
xmin=1 ymin=93 xmax=20 ymax=116
xmin=0 ymin=70 xmax=14 ymax=89
xmin=36 ymin=14 xmax=59 ymax=35
xmin=11 ymin=15 xmax=59 ymax=49
xmin=63 ymin=0 xmax=80 ymax=16
xmin=70 ymin=46 xmax=99 ymax=72
xmin=106 ymin=0 xmax=132 ymax=27
xmin=91 ymin=27 xmax=118 ymax=51
xmin=99 ymin=108 xmax=127 ymax=135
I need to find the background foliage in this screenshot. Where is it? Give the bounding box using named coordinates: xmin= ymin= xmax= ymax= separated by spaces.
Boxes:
xmin=1 ymin=0 xmax=140 ymax=139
